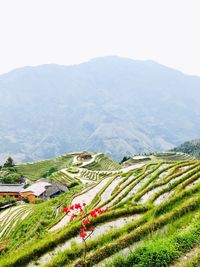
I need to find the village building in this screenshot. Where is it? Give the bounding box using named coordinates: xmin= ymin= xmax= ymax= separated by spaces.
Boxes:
xmin=77 ymin=152 xmax=92 ymax=161
xmin=21 ymin=180 xmax=68 ymax=203
xmin=0 ymin=184 xmax=23 ymax=200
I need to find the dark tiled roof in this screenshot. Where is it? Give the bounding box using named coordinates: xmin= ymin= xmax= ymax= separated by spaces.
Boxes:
xmin=45 ymin=186 xmax=60 ymax=197
xmin=45 ymin=181 xmax=68 ymax=198
xmin=0 ymin=184 xmax=23 ymax=193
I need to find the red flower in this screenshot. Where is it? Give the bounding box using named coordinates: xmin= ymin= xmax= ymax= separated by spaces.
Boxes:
xmin=70 ymin=205 xmax=75 ymax=210
xmin=80 ymin=232 xmax=87 ymax=239
xmin=89 ymin=207 xmax=108 ymax=218
xmin=83 ymin=202 xmax=86 ymax=207
xmin=63 ymin=207 xmax=69 ymax=213
xmin=75 ymin=203 xmax=82 ymax=210
xmin=90 ymin=210 xmax=97 ymax=218
xmin=70 ymin=214 xmax=77 ymax=221
xmin=80 ymin=226 xmax=87 ymax=232
xmin=96 ymin=208 xmax=102 ymax=214
xmin=82 ymin=218 xmax=91 ymax=224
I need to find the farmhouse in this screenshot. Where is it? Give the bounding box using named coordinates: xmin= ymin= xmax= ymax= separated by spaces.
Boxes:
xmin=0 ymin=184 xmax=23 ymax=200
xmin=21 ymin=180 xmax=68 ymax=203
xmin=77 ymin=152 xmax=92 ymax=161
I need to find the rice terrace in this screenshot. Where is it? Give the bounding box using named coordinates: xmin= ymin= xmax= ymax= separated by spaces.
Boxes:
xmin=0 ymin=151 xmax=200 ymax=266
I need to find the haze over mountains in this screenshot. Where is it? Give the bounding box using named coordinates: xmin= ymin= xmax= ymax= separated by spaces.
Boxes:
xmin=0 ymin=56 xmax=200 ymax=162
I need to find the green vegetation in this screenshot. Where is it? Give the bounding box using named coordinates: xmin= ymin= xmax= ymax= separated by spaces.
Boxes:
xmin=154 ymin=152 xmax=195 ymax=161
xmin=172 ymin=139 xmax=200 ymax=159
xmin=106 ymin=211 xmax=200 ymax=267
xmin=3 ymin=157 xmax=15 ymax=168
xmin=49 ymin=171 xmax=80 ymax=188
xmin=0 ymin=158 xmax=22 ymax=184
xmin=16 ymin=154 xmax=73 ymax=180
xmin=0 ymin=196 xmax=16 ymax=208
xmin=0 ymin=185 xmax=82 ymax=250
xmin=120 ymin=156 xmax=131 ymax=164
xmin=83 ymin=153 xmax=121 ymax=171
xmin=0 ymin=154 xmax=200 ymax=267
xmin=0 ymin=170 xmax=22 ymax=184
xmin=122 ymin=152 xmax=194 ymax=167
xmin=0 ymin=205 xmax=33 ymax=241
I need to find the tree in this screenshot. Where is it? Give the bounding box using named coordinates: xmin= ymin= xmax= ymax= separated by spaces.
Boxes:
xmin=47 ymin=167 xmax=57 ymax=176
xmin=42 ymin=167 xmax=57 ymax=178
xmin=120 ymin=156 xmax=130 ymax=164
xmin=3 ymin=157 xmax=14 ymax=168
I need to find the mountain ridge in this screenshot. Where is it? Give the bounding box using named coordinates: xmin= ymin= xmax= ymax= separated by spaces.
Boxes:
xmin=1 ymin=56 xmax=200 ymax=162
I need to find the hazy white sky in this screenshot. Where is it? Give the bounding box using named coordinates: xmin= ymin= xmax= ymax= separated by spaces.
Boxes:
xmin=0 ymin=0 xmax=200 ymax=75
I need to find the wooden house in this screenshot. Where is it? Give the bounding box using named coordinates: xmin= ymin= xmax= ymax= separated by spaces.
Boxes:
xmin=0 ymin=184 xmax=23 ymax=200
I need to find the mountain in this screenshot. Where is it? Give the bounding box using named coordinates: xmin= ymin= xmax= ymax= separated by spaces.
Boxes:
xmin=1 ymin=56 xmax=200 ymax=162
xmin=172 ymin=139 xmax=200 ymax=159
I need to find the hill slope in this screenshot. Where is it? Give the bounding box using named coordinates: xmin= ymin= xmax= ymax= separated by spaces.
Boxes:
xmin=15 ymin=152 xmax=121 ymax=180
xmin=1 ymin=156 xmax=200 ymax=266
xmin=1 ymin=56 xmax=200 ymax=161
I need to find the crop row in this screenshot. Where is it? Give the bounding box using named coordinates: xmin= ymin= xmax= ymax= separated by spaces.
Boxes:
xmin=44 ymin=193 xmax=200 ymax=267
xmin=1 ymin=160 xmax=200 ymax=266
xmin=0 ymin=205 xmax=32 ymax=240
xmin=49 ymin=171 xmax=80 ymax=188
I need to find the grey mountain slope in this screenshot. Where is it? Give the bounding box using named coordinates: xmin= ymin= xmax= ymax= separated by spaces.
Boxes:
xmin=0 ymin=56 xmax=200 ymax=162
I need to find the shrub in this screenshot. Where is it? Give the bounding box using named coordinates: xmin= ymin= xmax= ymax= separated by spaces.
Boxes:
xmin=0 ymin=196 xmax=16 ymax=207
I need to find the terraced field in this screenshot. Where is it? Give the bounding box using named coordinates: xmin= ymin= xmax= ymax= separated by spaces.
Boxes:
xmin=123 ymin=152 xmax=195 ymax=167
xmin=15 ymin=152 xmax=120 ymax=184
xmin=79 ymin=168 xmax=113 ymax=181
xmin=49 ymin=170 xmax=80 ymax=188
xmin=154 ymin=152 xmax=195 ymax=161
xmin=16 ymin=154 xmax=74 ymax=180
xmin=0 ymin=205 xmax=32 ymax=240
xmin=46 ymin=153 xmax=121 ymax=186
xmin=82 ymin=153 xmax=121 ymax=171
xmin=1 ymin=157 xmax=200 ymax=267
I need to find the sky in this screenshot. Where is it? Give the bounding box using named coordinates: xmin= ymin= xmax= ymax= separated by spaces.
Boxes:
xmin=0 ymin=0 xmax=200 ymax=75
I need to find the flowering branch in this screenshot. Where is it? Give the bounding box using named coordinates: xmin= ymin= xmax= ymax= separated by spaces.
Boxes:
xmin=63 ymin=202 xmax=108 ymax=266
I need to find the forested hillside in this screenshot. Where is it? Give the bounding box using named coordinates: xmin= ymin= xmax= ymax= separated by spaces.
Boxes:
xmin=172 ymin=139 xmax=200 ymax=159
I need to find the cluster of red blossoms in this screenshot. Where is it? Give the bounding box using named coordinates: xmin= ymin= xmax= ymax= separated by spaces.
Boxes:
xmin=90 ymin=207 xmax=108 ymax=218
xmin=63 ymin=202 xmax=108 ymax=240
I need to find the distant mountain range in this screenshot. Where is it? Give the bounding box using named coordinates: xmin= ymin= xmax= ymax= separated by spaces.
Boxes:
xmin=0 ymin=56 xmax=200 ymax=162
